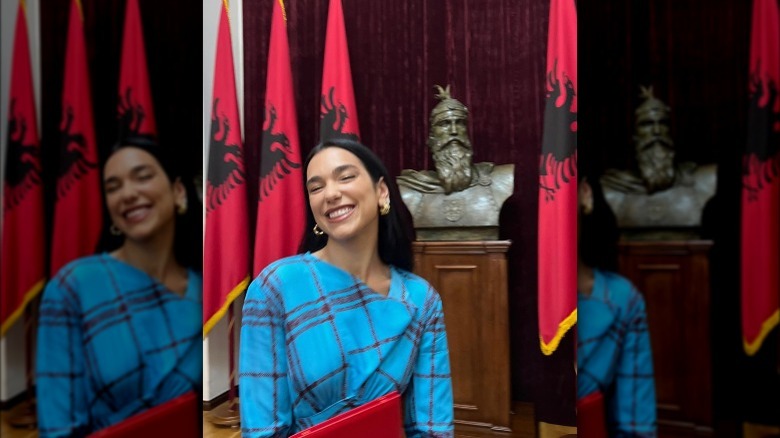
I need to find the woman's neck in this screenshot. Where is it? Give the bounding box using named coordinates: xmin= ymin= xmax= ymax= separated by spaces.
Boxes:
xmin=578 ymin=259 xmax=595 ymax=296
xmin=316 ymin=233 xmax=390 ymax=295
xmin=112 ymin=234 xmax=186 ymax=294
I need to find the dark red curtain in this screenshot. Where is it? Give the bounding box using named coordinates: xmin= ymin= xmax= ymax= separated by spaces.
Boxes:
xmin=579 ymin=0 xmax=750 ymax=170
xmin=40 ymin=0 xmax=202 ymax=266
xmin=243 ymin=0 xmax=550 ymax=401
xmin=580 ymin=0 xmax=779 ymax=433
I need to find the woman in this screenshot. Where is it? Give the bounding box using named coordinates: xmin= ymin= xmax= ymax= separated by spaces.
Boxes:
xmin=36 ymin=137 xmax=203 ymax=437
xmin=239 ymin=138 xmax=454 ymax=437
xmin=577 ymin=168 xmax=657 ymax=437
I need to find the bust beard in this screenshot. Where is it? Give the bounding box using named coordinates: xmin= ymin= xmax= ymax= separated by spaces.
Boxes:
xmin=431 ymin=138 xmax=474 ymax=194
xmin=636 ymin=142 xmax=676 ymax=193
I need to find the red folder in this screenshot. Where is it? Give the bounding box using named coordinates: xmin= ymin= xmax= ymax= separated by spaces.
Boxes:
xmin=290 ymin=391 xmax=403 ymax=438
xmin=577 ymin=390 xmax=608 ymax=438
xmin=86 ymin=391 xmax=199 ymax=437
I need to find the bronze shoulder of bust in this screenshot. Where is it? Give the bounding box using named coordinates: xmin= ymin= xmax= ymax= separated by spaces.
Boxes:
xmin=486 ymin=163 xmax=515 ymax=206
xmin=398 ymin=183 xmax=424 ymax=216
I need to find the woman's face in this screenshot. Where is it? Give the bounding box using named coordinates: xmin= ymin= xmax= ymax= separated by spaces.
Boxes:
xmin=103 ymin=147 xmax=185 ymax=243
xmin=305 ymin=147 xmax=388 ymax=244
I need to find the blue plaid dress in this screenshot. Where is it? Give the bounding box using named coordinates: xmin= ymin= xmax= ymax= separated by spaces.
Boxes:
xmin=239 ymin=253 xmax=454 ymax=438
xmin=578 ymin=269 xmax=657 ymax=437
xmin=36 ymin=254 xmax=202 ymax=438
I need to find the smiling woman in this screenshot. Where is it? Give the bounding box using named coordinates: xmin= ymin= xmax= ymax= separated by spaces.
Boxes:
xmin=35 ymin=137 xmax=203 ymax=437
xmin=239 ymin=138 xmax=455 ymax=437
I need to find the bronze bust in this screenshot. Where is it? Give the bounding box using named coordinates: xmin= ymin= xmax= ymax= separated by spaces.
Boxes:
xmin=397 ymin=85 xmax=515 ymax=240
xmin=601 ymin=86 xmax=716 ymax=230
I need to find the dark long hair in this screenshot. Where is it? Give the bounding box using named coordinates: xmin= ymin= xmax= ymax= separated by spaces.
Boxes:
xmin=578 ymin=157 xmax=619 ymax=272
xmin=98 ymin=136 xmax=203 ymax=271
xmin=298 ymin=138 xmax=415 ymax=272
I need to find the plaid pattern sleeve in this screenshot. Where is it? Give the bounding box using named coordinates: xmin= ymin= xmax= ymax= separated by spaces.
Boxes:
xmin=239 ymin=267 xmax=292 ymax=438
xmin=36 ymin=263 xmax=91 ymax=438
xmin=36 ymin=255 xmax=202 ymax=438
xmin=610 ymin=283 xmax=656 ymax=438
xmin=402 ymin=293 xmax=455 ymax=438
xmin=578 ymin=269 xmax=657 ymax=438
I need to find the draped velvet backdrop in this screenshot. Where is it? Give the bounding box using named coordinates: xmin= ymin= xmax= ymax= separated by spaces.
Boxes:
xmin=242 ymin=0 xmax=551 ymax=402
xmin=579 ymin=0 xmax=779 ymax=431
xmin=39 ymin=1 xmax=202 ymax=269
xmin=579 ymin=0 xmax=750 ymax=171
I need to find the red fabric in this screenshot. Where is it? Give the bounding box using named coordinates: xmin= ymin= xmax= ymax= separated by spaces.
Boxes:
xmin=86 ymin=391 xmax=199 ymax=437
xmin=51 ymin=0 xmax=102 ymax=277
xmin=319 ymin=0 xmax=360 ymax=141
xmin=1 ymin=2 xmax=45 ymax=335
xmin=538 ymin=0 xmax=578 ymax=355
xmin=253 ymin=0 xmax=306 ymax=276
xmin=577 ymin=391 xmax=607 ymax=438
xmin=741 ymin=0 xmax=780 ymax=356
xmin=118 ymin=0 xmax=156 ymax=137
xmin=289 ymin=391 xmax=402 ymax=438
xmin=203 ymin=1 xmax=250 ymax=335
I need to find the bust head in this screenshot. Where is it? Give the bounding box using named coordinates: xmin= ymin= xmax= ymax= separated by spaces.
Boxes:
xmin=428 ymin=85 xmax=474 ymax=194
xmin=634 ymin=86 xmax=675 ymax=192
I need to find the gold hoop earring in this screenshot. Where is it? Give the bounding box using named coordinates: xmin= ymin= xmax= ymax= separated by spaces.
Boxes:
xmin=379 ymin=200 xmax=391 ymax=216
xmin=110 ymin=224 xmax=123 ymax=236
xmin=177 ymin=201 xmax=188 ymax=215
xmin=581 ymin=199 xmax=593 ymax=215
xmin=313 ymin=224 xmax=325 ymax=236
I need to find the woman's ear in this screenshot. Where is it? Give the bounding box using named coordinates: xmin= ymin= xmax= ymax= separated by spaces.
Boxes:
xmin=579 ymin=178 xmax=593 ymax=215
xmin=377 ymin=176 xmax=390 ymax=204
xmin=173 ymin=177 xmax=187 ymax=210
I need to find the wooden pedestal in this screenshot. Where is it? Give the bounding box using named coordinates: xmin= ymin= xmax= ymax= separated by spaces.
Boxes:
xmin=618 ymin=240 xmax=713 ymax=437
xmin=412 ymin=240 xmax=512 ymax=432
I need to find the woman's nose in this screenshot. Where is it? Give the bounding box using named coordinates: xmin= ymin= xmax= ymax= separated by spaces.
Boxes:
xmin=117 ymin=182 xmax=139 ymax=201
xmin=323 ymin=184 xmax=341 ymax=202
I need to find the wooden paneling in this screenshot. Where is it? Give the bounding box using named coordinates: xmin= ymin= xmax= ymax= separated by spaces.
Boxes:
xmin=413 ymin=241 xmax=512 ymax=432
xmin=618 ymin=240 xmax=713 ymax=437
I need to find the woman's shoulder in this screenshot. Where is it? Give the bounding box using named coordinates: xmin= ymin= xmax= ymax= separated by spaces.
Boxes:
xmin=244 ymin=254 xmax=314 ymax=311
xmin=257 ymin=254 xmax=311 ymax=280
xmin=51 ymin=254 xmax=111 ymax=283
xmin=392 ymin=267 xmax=444 ymax=309
xmin=187 ymin=269 xmax=203 ymax=288
xmin=595 ymin=269 xmax=646 ymax=308
xmin=248 ymin=254 xmax=311 ymax=293
xmin=393 ymin=268 xmax=432 ymax=290
xmin=42 ymin=254 xmax=111 ymax=303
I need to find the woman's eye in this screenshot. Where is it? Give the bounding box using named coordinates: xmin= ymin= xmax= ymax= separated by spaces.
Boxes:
xmin=308 ymin=186 xmax=323 ymax=194
xmin=340 ymin=174 xmax=355 ymax=182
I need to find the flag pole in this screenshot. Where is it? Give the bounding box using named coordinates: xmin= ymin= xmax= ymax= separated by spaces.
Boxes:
xmin=8 ymin=299 xmax=38 ymax=429
xmin=207 ymin=302 xmax=240 ymax=427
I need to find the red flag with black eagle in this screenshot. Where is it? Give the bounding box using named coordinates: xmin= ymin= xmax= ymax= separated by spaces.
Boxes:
xmin=204 ymin=0 xmax=250 ymax=336
xmin=319 ymin=0 xmax=360 ymax=142
xmin=118 ymin=0 xmax=156 ymax=138
xmin=50 ymin=0 xmax=102 ymax=277
xmin=1 ymin=0 xmax=45 ymax=336
xmin=538 ymin=0 xmax=577 ymax=356
xmin=742 ymin=0 xmax=780 ymax=356
xmin=254 ymin=0 xmax=305 ymax=276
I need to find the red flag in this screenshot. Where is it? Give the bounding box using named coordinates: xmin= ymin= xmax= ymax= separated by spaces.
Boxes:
xmin=319 ymin=0 xmax=360 ymax=141
xmin=741 ymin=0 xmax=780 ymax=356
xmin=1 ymin=1 xmax=45 ymax=336
xmin=51 ymin=0 xmax=102 ymax=277
xmin=204 ymin=0 xmax=250 ymax=336
xmin=118 ymin=0 xmax=156 ymax=137
xmin=538 ymin=0 xmax=578 ymax=355
xmin=254 ymin=0 xmax=305 ymax=276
